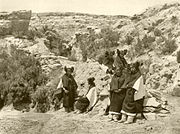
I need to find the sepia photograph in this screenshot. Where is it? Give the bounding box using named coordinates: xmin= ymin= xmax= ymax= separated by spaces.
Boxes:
xmin=0 ymin=0 xmax=180 ymax=133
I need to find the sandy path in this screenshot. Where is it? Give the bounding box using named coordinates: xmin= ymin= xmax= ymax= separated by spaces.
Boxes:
xmin=0 ymin=95 xmax=179 ymax=134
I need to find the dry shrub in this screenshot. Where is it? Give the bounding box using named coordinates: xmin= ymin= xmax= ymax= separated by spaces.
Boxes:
xmin=161 ymin=36 xmax=177 ymax=55
xmin=31 ymin=86 xmax=50 ymax=113
xmin=171 ymin=16 xmax=178 ymax=24
xmin=0 ymin=46 xmax=47 ymax=109
xmin=68 ymin=55 xmax=78 ymax=61
xmin=154 ymin=28 xmax=162 ymax=37
xmin=26 ymin=27 xmax=44 ymax=40
xmin=125 ymin=34 xmax=134 ymax=45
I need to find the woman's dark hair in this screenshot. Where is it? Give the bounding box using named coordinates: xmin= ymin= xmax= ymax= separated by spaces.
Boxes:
xmin=64 ymin=66 xmax=74 ymax=73
xmin=123 ymin=49 xmax=128 ymax=55
xmin=105 ymin=51 xmax=109 ymax=56
xmin=88 ymin=77 xmax=95 ymax=86
xmin=110 ymin=51 xmax=115 ymax=56
xmin=117 ymin=49 xmax=120 ymax=56
xmin=131 ymin=62 xmax=140 ymax=73
xmin=134 ymin=62 xmax=140 ymax=69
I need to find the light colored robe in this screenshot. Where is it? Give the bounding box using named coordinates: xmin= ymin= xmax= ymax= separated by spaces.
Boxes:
xmin=86 ymin=87 xmax=98 ymax=109
xmin=57 ymin=78 xmax=63 ymax=89
xmin=133 ymin=75 xmax=147 ymax=101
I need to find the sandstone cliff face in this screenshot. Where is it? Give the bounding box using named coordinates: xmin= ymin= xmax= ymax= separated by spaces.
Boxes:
xmin=0 ymin=10 xmax=31 ymax=37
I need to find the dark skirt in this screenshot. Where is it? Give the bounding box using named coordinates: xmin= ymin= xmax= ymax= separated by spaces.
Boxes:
xmin=122 ymin=88 xmax=144 ymax=114
xmin=135 ymin=97 xmax=144 ymax=113
xmin=75 ymin=97 xmax=90 ymax=112
xmin=109 ymin=89 xmax=126 ymax=114
xmin=63 ymin=91 xmax=75 ymax=108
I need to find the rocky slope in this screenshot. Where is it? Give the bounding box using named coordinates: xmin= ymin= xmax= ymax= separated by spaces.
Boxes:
xmin=0 ymin=2 xmax=180 ymax=134
xmin=30 ymin=12 xmax=128 ymax=40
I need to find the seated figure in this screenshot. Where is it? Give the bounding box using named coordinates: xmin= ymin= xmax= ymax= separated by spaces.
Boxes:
xmin=75 ymin=77 xmax=98 ymax=113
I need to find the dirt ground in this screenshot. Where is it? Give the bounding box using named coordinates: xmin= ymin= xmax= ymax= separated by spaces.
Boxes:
xmin=0 ymin=95 xmax=180 ymax=134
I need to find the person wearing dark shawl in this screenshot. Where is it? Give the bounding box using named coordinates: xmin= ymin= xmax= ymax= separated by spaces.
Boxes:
xmin=75 ymin=77 xmax=98 ymax=113
xmin=108 ymin=67 xmax=128 ymax=121
xmin=119 ymin=62 xmax=145 ymax=124
xmin=104 ymin=49 xmax=127 ymax=116
xmin=114 ymin=49 xmax=128 ymax=70
xmin=103 ymin=51 xmax=115 ymax=74
xmin=62 ymin=66 xmax=78 ymax=113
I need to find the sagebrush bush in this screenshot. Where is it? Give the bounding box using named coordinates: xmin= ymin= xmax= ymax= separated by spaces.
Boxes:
xmin=68 ymin=54 xmax=78 ymax=61
xmin=0 ymin=46 xmax=47 ymax=108
xmin=99 ymin=27 xmax=119 ymax=48
xmin=142 ymin=34 xmax=155 ymax=49
xmin=171 ymin=16 xmax=178 ymax=24
xmin=31 ymin=86 xmax=50 ymax=113
xmin=125 ymin=34 xmax=134 ymax=45
xmin=26 ymin=27 xmax=44 ymax=40
xmin=154 ymin=28 xmax=162 ymax=36
xmin=161 ymin=36 xmax=177 ymax=55
xmin=134 ymin=37 xmax=144 ymax=55
xmin=75 ymin=26 xmax=120 ymax=59
xmin=44 ymin=30 xmax=71 ymax=57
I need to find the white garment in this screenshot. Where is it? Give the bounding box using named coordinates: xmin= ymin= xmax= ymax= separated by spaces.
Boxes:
xmin=133 ymin=76 xmax=147 ymax=101
xmin=121 ymin=110 xmax=136 ymax=116
xmin=86 ymin=87 xmax=98 ymax=109
xmin=100 ymin=64 xmax=108 ymax=73
xmin=57 ymin=78 xmax=63 ymax=89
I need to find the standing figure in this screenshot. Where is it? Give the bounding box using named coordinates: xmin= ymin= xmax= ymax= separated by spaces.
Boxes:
xmin=104 ymin=49 xmax=128 ymax=116
xmin=119 ymin=62 xmax=146 ymax=124
xmin=103 ymin=51 xmax=115 ymax=74
xmin=108 ymin=67 xmax=128 ymax=121
xmin=62 ymin=66 xmax=78 ymax=113
xmin=114 ymin=49 xmax=128 ymax=70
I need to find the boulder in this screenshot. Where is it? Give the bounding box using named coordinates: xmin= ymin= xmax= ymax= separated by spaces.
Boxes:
xmin=11 ymin=20 xmax=30 ymax=37
xmin=24 ymin=38 xmax=51 ymax=55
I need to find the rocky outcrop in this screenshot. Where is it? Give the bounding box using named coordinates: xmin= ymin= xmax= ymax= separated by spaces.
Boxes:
xmin=0 ymin=10 xmax=31 ymax=36
xmin=0 ymin=20 xmax=12 ymax=35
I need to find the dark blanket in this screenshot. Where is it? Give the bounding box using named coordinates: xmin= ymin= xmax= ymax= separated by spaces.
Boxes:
xmin=103 ymin=55 xmax=114 ymax=70
xmin=75 ymin=97 xmax=90 ymax=113
xmin=122 ymin=88 xmax=144 ymax=114
xmin=109 ymin=89 xmax=127 ymax=113
xmin=109 ymin=73 xmax=127 ymax=113
xmin=110 ymin=74 xmax=125 ymax=91
xmin=114 ymin=56 xmax=127 ymax=70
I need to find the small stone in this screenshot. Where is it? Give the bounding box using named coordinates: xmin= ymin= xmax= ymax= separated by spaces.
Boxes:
xmin=158 ymin=113 xmax=168 ymax=117
xmin=144 ymin=113 xmax=157 ymax=121
xmin=143 ymin=97 xmax=161 ymax=107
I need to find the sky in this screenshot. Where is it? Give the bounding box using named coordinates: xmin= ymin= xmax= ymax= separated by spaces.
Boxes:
xmin=0 ymin=0 xmax=179 ymax=16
